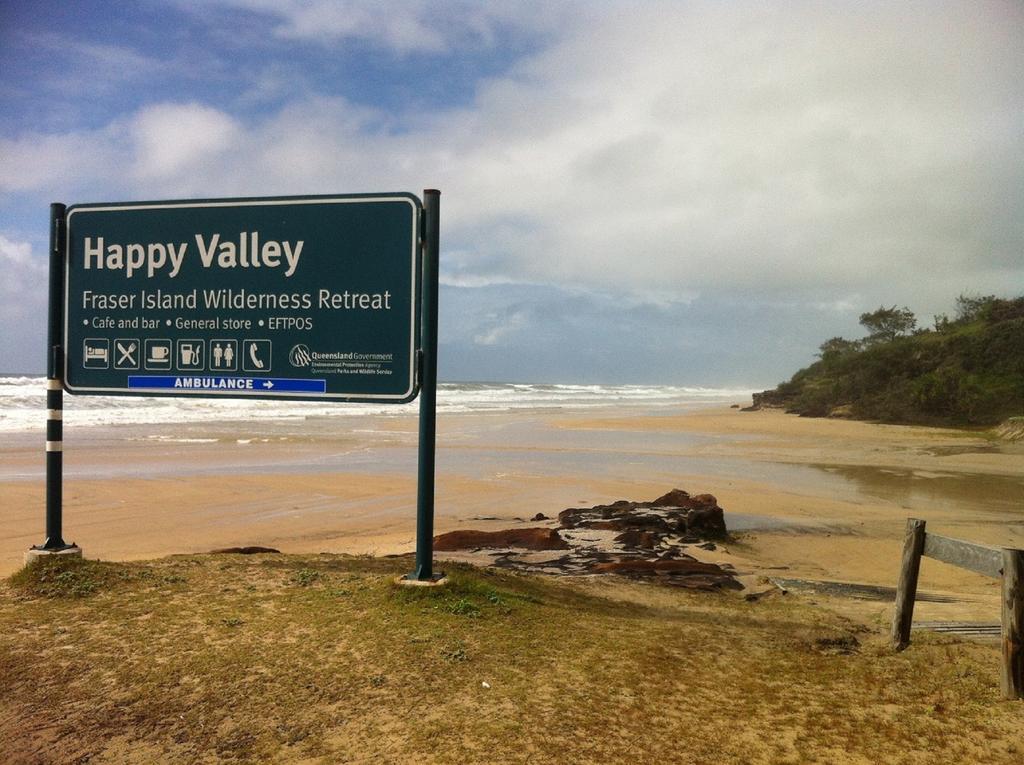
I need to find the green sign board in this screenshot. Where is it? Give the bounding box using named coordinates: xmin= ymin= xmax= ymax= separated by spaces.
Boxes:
xmin=63 ymin=194 xmax=421 ymax=402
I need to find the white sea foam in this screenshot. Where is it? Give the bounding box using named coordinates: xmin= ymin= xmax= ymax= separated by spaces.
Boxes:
xmin=0 ymin=376 xmax=754 ymax=433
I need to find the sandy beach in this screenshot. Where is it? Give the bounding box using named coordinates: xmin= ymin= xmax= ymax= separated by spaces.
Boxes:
xmin=3 ymin=406 xmax=1022 ymax=623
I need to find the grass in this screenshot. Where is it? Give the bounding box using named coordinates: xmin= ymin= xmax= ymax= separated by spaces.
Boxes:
xmin=2 ymin=554 xmax=1022 ymax=764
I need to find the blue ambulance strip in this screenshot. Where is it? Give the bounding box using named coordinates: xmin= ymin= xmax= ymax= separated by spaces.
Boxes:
xmin=128 ymin=375 xmax=327 ymax=393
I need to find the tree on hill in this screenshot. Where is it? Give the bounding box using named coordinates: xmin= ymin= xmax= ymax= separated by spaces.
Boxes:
xmin=955 ymin=293 xmax=997 ymax=323
xmin=859 ymin=305 xmax=916 ymax=343
xmin=817 ymin=336 xmax=859 ymax=361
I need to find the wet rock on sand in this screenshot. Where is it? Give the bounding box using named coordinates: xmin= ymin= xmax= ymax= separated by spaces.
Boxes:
xmin=433 ymin=489 xmax=740 ymax=591
xmin=558 ymin=488 xmax=728 ymax=540
xmin=434 ymin=528 xmax=569 ymax=551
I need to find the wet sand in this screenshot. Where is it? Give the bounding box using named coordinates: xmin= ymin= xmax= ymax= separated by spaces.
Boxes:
xmin=558 ymin=408 xmax=1023 ymax=622
xmin=2 ymin=406 xmax=1021 ymax=622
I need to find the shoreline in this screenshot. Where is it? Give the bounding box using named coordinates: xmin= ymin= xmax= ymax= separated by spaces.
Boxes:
xmin=2 ymin=406 xmax=1021 ymax=624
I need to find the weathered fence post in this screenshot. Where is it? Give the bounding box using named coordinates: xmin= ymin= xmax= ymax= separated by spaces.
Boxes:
xmin=1001 ymin=548 xmax=1024 ymax=700
xmin=891 ymin=518 xmax=927 ymax=650
xmin=891 ymin=519 xmax=1022 ymax=701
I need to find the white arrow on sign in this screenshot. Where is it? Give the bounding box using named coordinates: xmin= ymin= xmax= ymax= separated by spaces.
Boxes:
xmin=263 ymin=381 xmax=274 ymax=389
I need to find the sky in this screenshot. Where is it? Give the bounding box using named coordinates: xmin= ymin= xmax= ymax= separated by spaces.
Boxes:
xmin=1 ymin=0 xmax=1021 ymax=386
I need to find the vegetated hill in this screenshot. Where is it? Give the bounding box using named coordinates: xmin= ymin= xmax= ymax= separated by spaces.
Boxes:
xmin=756 ymin=295 xmax=1024 ymax=426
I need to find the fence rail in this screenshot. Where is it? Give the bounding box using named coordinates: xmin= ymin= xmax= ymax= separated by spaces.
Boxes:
xmin=922 ymin=533 xmax=1003 ymax=579
xmin=891 ymin=518 xmax=1023 ymax=701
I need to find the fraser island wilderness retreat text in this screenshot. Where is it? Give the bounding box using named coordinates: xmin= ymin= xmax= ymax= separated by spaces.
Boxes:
xmin=83 ymin=287 xmax=393 ymax=316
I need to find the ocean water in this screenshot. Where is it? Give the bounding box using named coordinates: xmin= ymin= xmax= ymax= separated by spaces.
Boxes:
xmin=0 ymin=376 xmax=754 ymax=434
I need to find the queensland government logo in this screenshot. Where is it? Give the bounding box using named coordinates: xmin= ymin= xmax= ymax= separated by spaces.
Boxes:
xmin=289 ymin=344 xmax=312 ymax=367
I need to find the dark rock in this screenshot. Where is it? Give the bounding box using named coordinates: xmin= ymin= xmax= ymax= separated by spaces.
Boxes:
xmin=650 ymin=488 xmax=691 ymax=507
xmin=614 ymin=530 xmax=658 ymax=549
xmin=433 ymin=528 xmax=569 ymax=551
xmin=531 ymin=513 xmax=549 ymax=521
xmin=559 ymin=503 xmax=674 ymax=533
xmin=588 ymin=520 xmax=626 ymax=530
xmin=559 ymin=489 xmax=728 ymax=540
xmin=209 ymin=546 xmax=281 ymax=554
xmin=453 ymin=489 xmax=738 ymax=590
xmin=730 ymin=404 xmax=740 ymax=408
xmin=649 ymin=489 xmax=716 ymax=510
xmin=627 ymin=514 xmax=673 ymax=534
xmin=645 ymin=490 xmax=728 ymax=539
xmin=687 ymin=505 xmax=727 ymax=540
xmin=557 ymin=508 xmax=585 ymax=528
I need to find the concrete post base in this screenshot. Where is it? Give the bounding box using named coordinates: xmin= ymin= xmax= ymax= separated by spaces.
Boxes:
xmin=24 ymin=545 xmax=83 ymax=566
xmin=395 ymin=574 xmax=448 ymax=587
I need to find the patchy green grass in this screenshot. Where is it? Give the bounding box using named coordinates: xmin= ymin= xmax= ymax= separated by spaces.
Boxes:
xmin=8 ymin=556 xmax=188 ymax=598
xmin=2 ymin=553 xmax=1022 ymax=764
xmin=291 ymin=567 xmax=322 ymax=587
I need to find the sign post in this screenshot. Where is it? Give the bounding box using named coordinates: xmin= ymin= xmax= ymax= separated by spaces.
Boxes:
xmin=30 ymin=191 xmax=442 ymax=579
xmin=31 ymin=203 xmax=79 ymax=558
xmin=412 ymin=190 xmax=441 ymax=582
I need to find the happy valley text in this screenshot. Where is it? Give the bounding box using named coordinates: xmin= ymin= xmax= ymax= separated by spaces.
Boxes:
xmin=83 ymin=232 xmax=305 ymax=279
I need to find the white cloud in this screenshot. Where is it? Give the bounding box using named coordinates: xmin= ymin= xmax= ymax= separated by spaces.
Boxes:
xmin=1 ymin=103 xmax=241 ymax=197
xmin=0 ymin=234 xmax=35 ymax=268
xmin=433 ymin=0 xmax=1024 ymax=310
xmin=3 ymin=0 xmax=1021 ymax=328
xmin=0 ymin=236 xmax=53 ymax=372
xmin=0 ymin=127 xmax=120 ymax=193
xmin=0 ymin=235 xmax=47 ymax=330
xmin=130 ymin=102 xmax=241 ymax=181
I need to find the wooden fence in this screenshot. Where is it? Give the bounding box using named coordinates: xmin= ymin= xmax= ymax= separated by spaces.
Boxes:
xmin=891 ymin=518 xmax=1024 ymax=700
